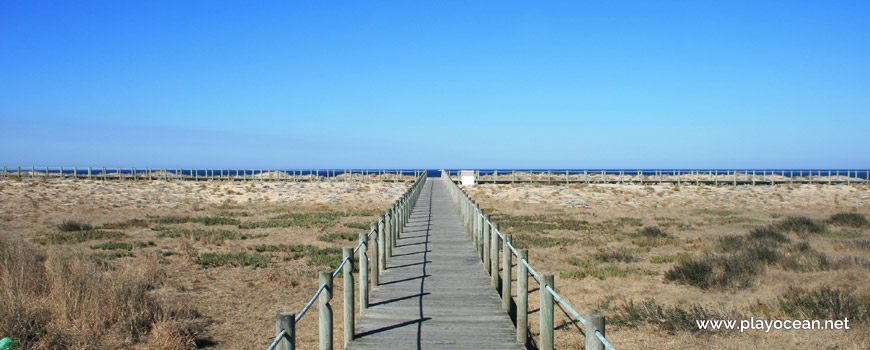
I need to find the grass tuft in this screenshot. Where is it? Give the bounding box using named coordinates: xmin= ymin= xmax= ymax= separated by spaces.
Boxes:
xmin=828 ymin=213 xmax=868 ymax=228
xmin=57 ymin=220 xmax=94 ymax=232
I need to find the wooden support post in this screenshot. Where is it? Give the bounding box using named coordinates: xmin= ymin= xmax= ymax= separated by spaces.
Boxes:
xmin=490 ymin=223 xmax=499 ymax=288
xmin=385 ymin=211 xmax=392 ymax=259
xmin=370 ymin=222 xmax=379 ymax=287
xmin=481 ymin=215 xmax=489 ymax=262
xmin=502 ymin=234 xmax=512 ymax=310
xmin=378 ymin=215 xmax=386 ymax=273
xmin=359 ymin=232 xmax=369 ymax=310
xmin=88 ymin=167 xmax=92 ymax=180
xmin=517 ymin=249 xmax=529 ymax=344
xmin=483 ymin=219 xmax=491 ymax=273
xmin=586 ymin=314 xmax=606 ymax=350
xmin=541 ymin=274 xmax=555 ymax=350
xmin=276 ymin=311 xmax=296 ymax=350
xmin=343 ymin=247 xmax=354 ymax=346
xmin=319 ymin=271 xmax=333 ymax=350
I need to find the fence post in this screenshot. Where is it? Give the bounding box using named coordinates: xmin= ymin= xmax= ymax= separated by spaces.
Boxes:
xmin=319 ymin=271 xmax=333 ymax=350
xmin=482 ymin=215 xmax=490 ymax=263
xmin=541 ymin=274 xmax=555 ymax=350
xmin=276 ymin=311 xmax=296 ymax=350
xmin=517 ymin=249 xmax=529 ymax=344
xmin=384 ymin=211 xmax=392 ymax=259
xmin=490 ymin=223 xmax=499 ymax=288
xmin=343 ymin=248 xmax=354 ymax=346
xmin=483 ymin=219 xmax=491 ymax=273
xmin=377 ymin=215 xmax=386 ymax=274
xmin=586 ymin=313 xmax=606 ymax=350
xmin=370 ymin=222 xmax=379 ymax=287
xmin=359 ymin=231 xmax=369 ymax=310
xmin=502 ymin=234 xmax=512 ymax=310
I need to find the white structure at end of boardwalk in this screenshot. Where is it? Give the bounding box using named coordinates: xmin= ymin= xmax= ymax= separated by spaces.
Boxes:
xmin=460 ymin=170 xmax=475 ymax=186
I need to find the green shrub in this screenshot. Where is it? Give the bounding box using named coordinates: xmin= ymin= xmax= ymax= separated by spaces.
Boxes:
xmin=775 ymin=216 xmax=825 ymax=235
xmin=608 ymin=299 xmax=731 ymax=332
xmin=828 ymin=213 xmax=868 ymax=228
xmin=749 ymin=227 xmax=790 ymax=243
xmin=57 ymin=220 xmax=93 ymax=232
xmin=665 ymin=259 xmax=714 ymax=289
xmin=778 ymin=286 xmax=870 ymax=322
xmin=639 ymin=226 xmax=668 ymax=238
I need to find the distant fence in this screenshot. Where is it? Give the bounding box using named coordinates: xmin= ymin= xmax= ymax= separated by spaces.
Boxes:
xmin=1 ymin=166 xmax=425 ymax=183
xmin=443 ymin=170 xmax=615 ymax=350
xmin=268 ymin=172 xmax=427 ymax=350
xmin=445 ymin=169 xmax=870 ymax=185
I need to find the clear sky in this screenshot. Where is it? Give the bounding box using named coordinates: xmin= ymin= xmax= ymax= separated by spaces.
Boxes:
xmin=2 ymin=1 xmax=868 ymax=169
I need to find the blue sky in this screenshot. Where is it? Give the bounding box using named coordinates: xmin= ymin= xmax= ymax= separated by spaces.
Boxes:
xmin=2 ymin=1 xmax=868 ymax=169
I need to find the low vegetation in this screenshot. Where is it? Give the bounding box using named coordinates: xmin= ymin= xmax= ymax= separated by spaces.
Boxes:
xmin=0 ymin=239 xmax=200 ymax=349
xmin=249 ymin=244 xmax=345 ymax=269
xmin=33 ymin=230 xmax=125 ymax=244
xmin=157 ymin=228 xmax=263 ymax=243
xmin=154 ymin=216 xmax=240 ymax=226
xmin=57 ymin=220 xmax=94 ymax=232
xmin=603 ymin=286 xmax=870 ymax=333
xmin=318 ymin=232 xmax=359 ymax=242
xmin=827 ymin=212 xmax=867 ymax=228
xmin=194 ymin=252 xmax=270 ymax=268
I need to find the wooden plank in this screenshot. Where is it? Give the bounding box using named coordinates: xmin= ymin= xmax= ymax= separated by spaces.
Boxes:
xmin=347 ymin=178 xmax=523 ymax=350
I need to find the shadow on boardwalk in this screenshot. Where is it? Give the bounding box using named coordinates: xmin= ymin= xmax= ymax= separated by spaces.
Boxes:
xmin=347 ymin=178 xmax=523 ymax=350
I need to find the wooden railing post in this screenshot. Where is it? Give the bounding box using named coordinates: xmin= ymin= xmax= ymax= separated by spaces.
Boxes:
xmin=471 ymin=202 xmax=478 ymax=240
xmin=490 ymin=223 xmax=499 ymax=288
xmin=343 ymin=248 xmax=354 ymax=346
xmin=276 ymin=311 xmax=296 ymax=350
xmin=359 ymin=232 xmax=369 ymax=310
xmin=517 ymin=249 xmax=529 ymax=344
xmin=319 ymin=271 xmax=333 ymax=350
xmin=502 ymin=234 xmax=512 ymax=310
xmin=483 ymin=219 xmax=491 ymax=274
xmin=378 ymin=215 xmax=386 ymax=273
xmin=586 ymin=313 xmax=606 ymax=350
xmin=370 ymin=222 xmax=379 ymax=287
xmin=384 ymin=211 xmax=392 ymax=259
xmin=541 ymin=274 xmax=554 ymax=350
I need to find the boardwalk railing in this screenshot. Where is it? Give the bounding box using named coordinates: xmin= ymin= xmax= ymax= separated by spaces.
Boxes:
xmin=445 ymin=169 xmax=870 ymax=186
xmin=442 ymin=170 xmax=616 ymax=350
xmin=268 ymin=172 xmax=428 ymax=350
xmin=1 ymin=166 xmax=425 ymax=183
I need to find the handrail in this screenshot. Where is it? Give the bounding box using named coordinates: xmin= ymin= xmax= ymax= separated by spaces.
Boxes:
xmin=296 ymin=284 xmax=328 ymax=322
xmin=441 ymin=169 xmax=614 ymax=350
xmin=269 ymin=171 xmax=428 ymax=349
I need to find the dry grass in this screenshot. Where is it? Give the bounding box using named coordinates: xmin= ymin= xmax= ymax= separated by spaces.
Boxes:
xmin=0 ymin=239 xmax=200 ymax=349
xmin=0 ymin=177 xmax=408 ymax=349
xmin=464 ymin=182 xmax=870 ymax=349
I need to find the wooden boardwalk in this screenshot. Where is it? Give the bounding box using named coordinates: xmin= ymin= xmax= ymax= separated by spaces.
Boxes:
xmin=347 ymin=177 xmax=524 ymax=350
